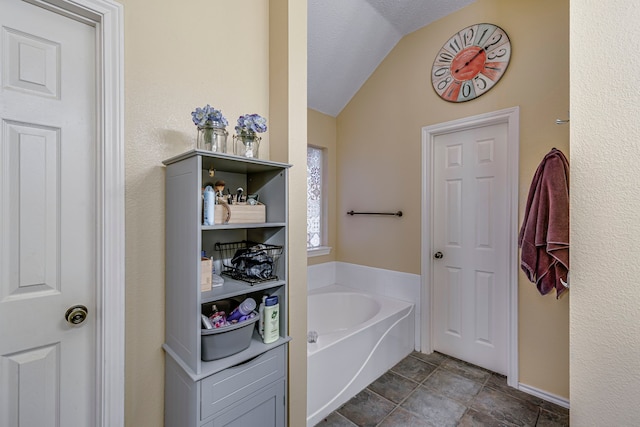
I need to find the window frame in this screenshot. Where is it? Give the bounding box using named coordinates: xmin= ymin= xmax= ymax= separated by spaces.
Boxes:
xmin=306 ymin=145 xmax=331 ymax=257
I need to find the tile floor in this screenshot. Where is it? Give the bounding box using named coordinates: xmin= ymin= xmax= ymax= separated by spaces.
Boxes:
xmin=315 ymin=351 xmax=569 ymax=427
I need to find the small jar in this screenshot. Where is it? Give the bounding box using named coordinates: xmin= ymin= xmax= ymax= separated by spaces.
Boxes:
xmin=233 ymin=133 xmax=261 ymax=158
xmin=197 ymin=121 xmax=228 ymax=153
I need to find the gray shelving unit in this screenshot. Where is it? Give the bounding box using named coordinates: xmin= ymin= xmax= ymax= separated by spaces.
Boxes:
xmin=163 ymin=150 xmax=290 ymax=427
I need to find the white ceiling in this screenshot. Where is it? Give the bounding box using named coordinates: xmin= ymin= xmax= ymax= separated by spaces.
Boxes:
xmin=308 ymin=0 xmax=476 ymax=117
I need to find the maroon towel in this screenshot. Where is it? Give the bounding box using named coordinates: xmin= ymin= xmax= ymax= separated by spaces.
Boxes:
xmin=519 ymin=148 xmax=569 ymax=298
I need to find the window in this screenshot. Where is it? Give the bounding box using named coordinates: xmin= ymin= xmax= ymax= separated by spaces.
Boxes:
xmin=307 ymin=146 xmax=330 ymax=256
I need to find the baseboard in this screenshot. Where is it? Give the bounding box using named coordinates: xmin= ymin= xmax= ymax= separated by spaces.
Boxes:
xmin=518 ymin=383 xmax=570 ymax=409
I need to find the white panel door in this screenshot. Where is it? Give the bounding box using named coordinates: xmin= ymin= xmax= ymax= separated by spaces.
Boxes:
xmin=432 ymin=122 xmax=509 ymax=374
xmin=0 ymin=0 xmax=97 ymax=425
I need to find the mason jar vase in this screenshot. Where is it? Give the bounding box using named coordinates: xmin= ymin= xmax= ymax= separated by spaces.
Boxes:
xmin=233 ymin=133 xmax=261 ymax=158
xmin=197 ymin=122 xmax=228 ymax=153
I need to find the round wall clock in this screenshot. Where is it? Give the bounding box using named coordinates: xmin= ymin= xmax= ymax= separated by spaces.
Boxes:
xmin=431 ymin=23 xmax=511 ymax=102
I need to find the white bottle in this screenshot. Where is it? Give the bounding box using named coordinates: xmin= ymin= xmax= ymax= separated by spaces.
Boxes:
xmin=260 ymin=295 xmax=279 ymax=344
xmin=203 ymin=186 xmax=215 ymax=225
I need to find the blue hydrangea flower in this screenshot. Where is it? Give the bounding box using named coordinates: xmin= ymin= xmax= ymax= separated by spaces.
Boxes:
xmin=191 ymin=104 xmax=228 ymax=128
xmin=235 ymin=113 xmax=268 ymax=135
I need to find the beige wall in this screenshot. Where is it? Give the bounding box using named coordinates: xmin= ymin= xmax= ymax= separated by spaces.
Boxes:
xmin=307 ymin=109 xmax=338 ymax=265
xmin=269 ymin=0 xmax=308 ymax=425
xmin=571 ymin=1 xmax=640 ymax=424
xmin=121 ymin=0 xmax=306 ymax=425
xmin=336 ymin=0 xmax=570 ymax=398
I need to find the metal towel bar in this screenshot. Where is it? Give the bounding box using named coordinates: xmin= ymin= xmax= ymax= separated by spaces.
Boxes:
xmin=346 ymin=210 xmax=403 ymax=217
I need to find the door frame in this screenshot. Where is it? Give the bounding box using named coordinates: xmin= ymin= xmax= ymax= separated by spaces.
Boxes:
xmin=25 ymin=0 xmax=125 ymax=424
xmin=420 ymin=107 xmax=519 ymax=388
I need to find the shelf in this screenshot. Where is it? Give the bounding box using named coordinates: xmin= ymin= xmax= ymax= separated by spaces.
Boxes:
xmin=201 ymin=277 xmax=286 ymax=302
xmin=163 ymin=150 xmax=291 ymax=173
xmin=201 ymin=222 xmax=286 ymax=231
xmin=163 ymin=333 xmax=291 ymax=382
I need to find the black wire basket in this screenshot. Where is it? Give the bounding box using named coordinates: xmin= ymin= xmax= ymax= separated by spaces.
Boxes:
xmin=214 ymin=240 xmax=283 ymax=284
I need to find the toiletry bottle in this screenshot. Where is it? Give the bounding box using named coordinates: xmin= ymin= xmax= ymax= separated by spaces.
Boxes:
xmin=203 ymin=185 xmax=215 ymax=225
xmin=226 ymin=297 xmax=256 ymax=323
xmin=260 ymin=295 xmax=279 ymax=344
xmin=209 ymin=304 xmax=226 ymax=328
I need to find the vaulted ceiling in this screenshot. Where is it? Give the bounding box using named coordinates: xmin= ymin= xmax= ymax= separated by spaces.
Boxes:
xmin=307 ymin=0 xmax=476 ymax=117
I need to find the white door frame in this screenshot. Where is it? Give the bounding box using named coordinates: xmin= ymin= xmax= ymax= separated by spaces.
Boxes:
xmin=421 ymin=107 xmax=519 ymax=388
xmin=25 ymin=0 xmax=125 ymax=424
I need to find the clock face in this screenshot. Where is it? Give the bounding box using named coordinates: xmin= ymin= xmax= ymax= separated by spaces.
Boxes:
xmin=431 ymin=23 xmax=511 ymax=102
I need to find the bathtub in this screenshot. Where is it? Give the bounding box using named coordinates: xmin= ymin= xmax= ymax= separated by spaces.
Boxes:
xmin=306 ymin=284 xmax=415 ymax=426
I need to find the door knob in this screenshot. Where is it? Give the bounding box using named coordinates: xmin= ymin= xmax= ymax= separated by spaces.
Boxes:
xmin=434 ymin=251 xmax=444 ymax=259
xmin=65 ymin=305 xmax=88 ymax=325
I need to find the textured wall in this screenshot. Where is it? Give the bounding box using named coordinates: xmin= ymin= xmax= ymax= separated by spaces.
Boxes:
xmin=570 ymin=0 xmax=640 ymax=424
xmin=336 ymin=0 xmax=570 ymax=398
xmin=120 ymin=1 xmax=276 ymax=425
xmin=269 ymin=1 xmax=308 ymax=425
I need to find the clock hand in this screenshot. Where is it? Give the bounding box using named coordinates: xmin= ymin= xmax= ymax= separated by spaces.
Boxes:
xmin=454 ymin=47 xmax=486 ymax=74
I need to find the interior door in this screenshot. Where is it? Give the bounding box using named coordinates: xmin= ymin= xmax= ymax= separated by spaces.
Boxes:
xmin=0 ymin=0 xmax=97 ymax=425
xmin=432 ymin=122 xmax=509 ymax=374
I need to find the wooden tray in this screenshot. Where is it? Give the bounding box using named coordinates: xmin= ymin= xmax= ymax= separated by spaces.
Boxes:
xmin=214 ymin=202 xmax=265 ymax=224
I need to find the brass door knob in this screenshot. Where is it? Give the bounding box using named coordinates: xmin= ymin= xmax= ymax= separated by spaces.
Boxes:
xmin=65 ymin=305 xmax=88 ymax=325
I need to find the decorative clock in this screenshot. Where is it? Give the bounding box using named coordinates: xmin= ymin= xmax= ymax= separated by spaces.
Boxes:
xmin=431 ymin=23 xmax=511 ymax=102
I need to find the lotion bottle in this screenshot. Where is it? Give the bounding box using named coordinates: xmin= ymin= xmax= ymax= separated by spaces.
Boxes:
xmin=259 ymin=295 xmax=279 ymax=344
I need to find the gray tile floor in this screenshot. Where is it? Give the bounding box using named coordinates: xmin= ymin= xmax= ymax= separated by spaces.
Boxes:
xmin=315 ymin=351 xmax=569 ymax=427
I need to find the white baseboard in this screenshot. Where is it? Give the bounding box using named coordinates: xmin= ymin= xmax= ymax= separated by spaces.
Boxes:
xmin=518 ymin=383 xmax=570 ymax=409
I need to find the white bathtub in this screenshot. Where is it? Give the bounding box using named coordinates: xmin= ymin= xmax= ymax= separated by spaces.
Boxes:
xmin=306 ymin=284 xmax=415 ymax=426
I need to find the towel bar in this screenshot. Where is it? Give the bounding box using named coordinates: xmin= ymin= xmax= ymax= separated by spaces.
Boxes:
xmin=346 ymin=210 xmax=403 ymax=217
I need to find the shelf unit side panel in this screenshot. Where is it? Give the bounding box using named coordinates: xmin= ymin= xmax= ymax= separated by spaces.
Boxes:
xmin=165 ymin=156 xmax=202 ymax=374
xmin=165 ymin=355 xmax=198 ymax=427
xmin=283 ymin=168 xmax=290 ymax=338
xmin=249 ymin=169 xmax=287 ymax=223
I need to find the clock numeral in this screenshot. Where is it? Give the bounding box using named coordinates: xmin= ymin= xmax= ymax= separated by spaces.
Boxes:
xmin=449 ymin=38 xmax=461 ymax=53
xmin=437 ymin=76 xmax=453 ymax=91
xmin=433 ymin=67 xmax=450 ymax=79
xmin=487 ymin=47 xmax=509 ymax=61
xmin=473 ymin=73 xmax=497 ymax=96
xmin=459 ymin=81 xmax=476 ymax=101
xmin=474 ymin=74 xmax=488 ymax=91
xmin=482 ymin=62 xmax=506 ymax=81
xmin=474 ymin=24 xmax=496 ymax=47
xmin=460 ymin=26 xmax=476 ymax=48
xmin=483 ymin=33 xmax=503 ymax=50
xmin=437 ymin=51 xmax=454 ymax=64
xmin=443 ymin=33 xmax=463 ymax=55
xmin=443 ymin=80 xmax=462 ymax=101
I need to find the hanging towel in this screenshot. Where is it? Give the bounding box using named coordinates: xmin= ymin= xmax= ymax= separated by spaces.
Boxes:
xmin=519 ymin=148 xmax=570 ymax=298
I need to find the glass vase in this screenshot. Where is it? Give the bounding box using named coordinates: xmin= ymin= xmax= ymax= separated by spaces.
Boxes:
xmin=197 ymin=122 xmax=228 ymax=153
xmin=233 ymin=133 xmax=261 ymax=158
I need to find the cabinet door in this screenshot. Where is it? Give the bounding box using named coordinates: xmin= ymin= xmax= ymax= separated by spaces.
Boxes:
xmin=208 ymin=379 xmax=285 ymax=427
xmin=201 ymin=345 xmax=285 ymax=420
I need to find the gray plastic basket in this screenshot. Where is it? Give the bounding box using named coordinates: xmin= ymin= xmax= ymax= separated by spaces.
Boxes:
xmin=201 ymin=313 xmax=259 ymax=361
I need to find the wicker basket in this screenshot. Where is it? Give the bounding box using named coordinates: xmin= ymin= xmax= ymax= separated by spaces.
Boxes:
xmin=214 ymin=240 xmax=283 ymax=284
